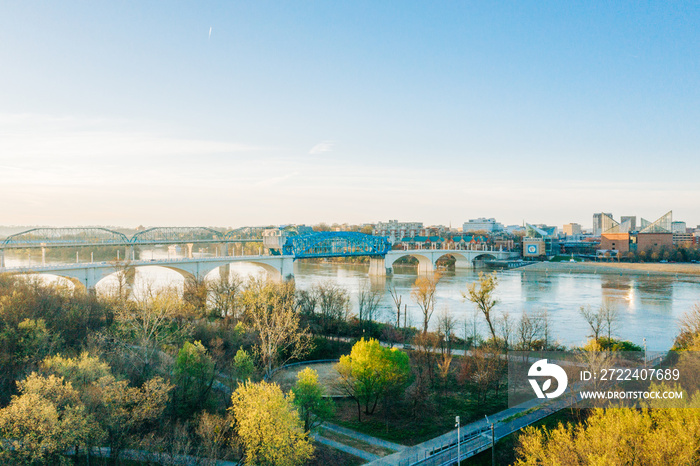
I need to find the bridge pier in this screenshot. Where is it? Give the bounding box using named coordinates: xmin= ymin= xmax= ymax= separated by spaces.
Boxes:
xmin=0 ymin=250 xmax=4 ymax=268
xmin=368 ymin=257 xmax=388 ymax=276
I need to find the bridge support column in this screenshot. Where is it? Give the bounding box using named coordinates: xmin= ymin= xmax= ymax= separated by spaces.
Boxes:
xmin=0 ymin=249 xmax=4 ymax=268
xmin=41 ymin=244 xmax=47 ymax=266
xmin=369 ymin=257 xmax=387 ymax=276
xmin=280 ymin=257 xmax=294 ymax=281
xmin=186 ymin=243 xmax=194 ymax=259
xmin=219 ymin=264 xmax=230 ymax=279
xmin=219 ymin=243 xmax=228 ymax=257
xmin=417 ymin=258 xmax=435 ymax=275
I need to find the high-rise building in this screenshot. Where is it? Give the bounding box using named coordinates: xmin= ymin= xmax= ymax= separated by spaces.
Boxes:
xmin=563 ymin=223 xmax=582 ymax=236
xmin=592 ymin=213 xmax=616 ymax=236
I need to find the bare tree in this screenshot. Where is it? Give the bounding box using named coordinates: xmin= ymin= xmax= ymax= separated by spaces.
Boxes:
xmin=580 ymin=305 xmax=605 ymax=343
xmin=411 ymin=273 xmax=441 ymax=334
xmin=357 ymin=282 xmax=383 ymax=331
xmin=313 ymin=281 xmax=350 ymax=335
xmin=437 ymin=308 xmax=457 ymax=356
xmin=243 ymin=279 xmax=312 ymax=378
xmin=516 ymin=311 xmax=544 ymax=351
xmin=499 ymin=311 xmax=514 ymax=351
xmin=207 ymin=270 xmax=243 ymax=323
xmin=388 ymin=284 xmax=402 ymax=328
xmin=463 ymin=272 xmax=499 ymax=342
xmin=601 ymin=303 xmax=619 ymax=340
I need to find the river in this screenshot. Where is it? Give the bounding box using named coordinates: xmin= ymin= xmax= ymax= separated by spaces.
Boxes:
xmin=7 ymin=253 xmax=699 ymax=351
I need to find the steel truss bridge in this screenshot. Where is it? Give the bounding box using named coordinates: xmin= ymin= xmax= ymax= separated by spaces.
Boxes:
xmin=0 ymin=226 xmax=272 ymax=249
xmin=282 ymin=232 xmax=390 ymax=259
xmin=0 ymin=227 xmax=517 ymax=290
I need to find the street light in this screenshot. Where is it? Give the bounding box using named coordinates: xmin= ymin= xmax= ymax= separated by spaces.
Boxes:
xmin=455 ymin=416 xmax=460 ymax=465
xmin=485 ymin=415 xmax=495 ymax=466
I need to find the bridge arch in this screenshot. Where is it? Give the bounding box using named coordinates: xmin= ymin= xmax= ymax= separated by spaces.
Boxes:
xmin=387 ymin=253 xmax=434 ymax=274
xmin=435 ymin=252 xmax=472 ymax=269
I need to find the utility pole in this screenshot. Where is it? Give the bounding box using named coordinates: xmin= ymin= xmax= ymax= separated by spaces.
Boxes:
xmin=643 ymin=337 xmax=647 ymax=368
xmin=455 ymin=416 xmax=460 ymax=465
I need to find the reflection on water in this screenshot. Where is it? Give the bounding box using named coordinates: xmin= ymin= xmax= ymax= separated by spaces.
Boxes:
xmin=9 ymin=253 xmax=700 ymax=351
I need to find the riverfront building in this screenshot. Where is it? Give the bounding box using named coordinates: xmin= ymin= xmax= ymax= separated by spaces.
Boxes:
xmin=599 ymin=211 xmax=674 ymax=255
xmin=462 ymin=218 xmax=504 ymax=232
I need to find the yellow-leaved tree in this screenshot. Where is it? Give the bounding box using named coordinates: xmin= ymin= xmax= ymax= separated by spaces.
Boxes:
xmin=230 ymin=380 xmax=313 ymax=466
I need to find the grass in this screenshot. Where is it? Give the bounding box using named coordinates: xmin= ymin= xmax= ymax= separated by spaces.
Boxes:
xmin=330 ymin=387 xmax=508 ymax=446
xmin=309 ymin=440 xmax=366 ymax=466
xmin=317 ymin=427 xmax=397 ymax=456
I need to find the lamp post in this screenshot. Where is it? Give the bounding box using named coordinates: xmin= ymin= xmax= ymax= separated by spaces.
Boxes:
xmin=455 ymin=416 xmax=460 ymax=465
xmin=485 ymin=415 xmax=495 ymax=466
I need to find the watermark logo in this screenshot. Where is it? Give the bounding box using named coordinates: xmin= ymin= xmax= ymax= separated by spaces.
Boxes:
xmin=528 ymin=359 xmax=568 ymax=399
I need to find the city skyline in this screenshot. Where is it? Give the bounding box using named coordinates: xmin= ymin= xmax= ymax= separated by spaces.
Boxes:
xmin=2 ymin=2 xmax=699 ymax=227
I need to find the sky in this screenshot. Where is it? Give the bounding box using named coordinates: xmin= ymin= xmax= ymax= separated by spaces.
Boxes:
xmin=1 ymin=1 xmax=699 ymax=229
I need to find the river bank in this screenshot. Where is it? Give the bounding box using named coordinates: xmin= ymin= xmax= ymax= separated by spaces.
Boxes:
xmin=521 ymin=261 xmax=700 ymax=276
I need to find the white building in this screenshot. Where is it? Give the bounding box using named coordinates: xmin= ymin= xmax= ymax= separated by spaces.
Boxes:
xmin=462 ymin=218 xmax=504 ymax=232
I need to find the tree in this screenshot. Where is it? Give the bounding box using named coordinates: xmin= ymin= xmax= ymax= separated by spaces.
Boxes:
xmin=230 ymin=380 xmax=313 ymax=466
xmin=335 ymin=338 xmax=411 ymax=420
xmin=464 ymin=272 xmax=499 ymax=341
xmin=388 ymin=284 xmax=402 ymax=328
xmin=40 ymin=352 xmax=172 ymax=465
xmin=313 ymin=281 xmax=349 ymax=335
xmin=411 ymin=273 xmax=441 ymax=334
xmin=674 ymin=303 xmax=700 ymax=350
xmin=173 ymin=341 xmax=216 ymax=418
xmin=292 ymin=367 xmax=334 ymax=432
xmin=515 ymin=399 xmax=700 ymax=465
xmin=242 ymin=279 xmax=311 ymax=378
xmin=579 ymin=305 xmax=606 ymax=344
xmin=357 ymin=282 xmax=383 ymax=332
xmin=113 ymin=288 xmax=185 ymax=381
xmin=516 ymin=311 xmax=543 ymax=351
xmin=208 ymin=270 xmax=243 ymax=323
xmin=0 ymin=373 xmax=97 ymax=465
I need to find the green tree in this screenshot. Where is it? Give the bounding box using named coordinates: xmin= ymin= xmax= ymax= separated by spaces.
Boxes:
xmin=173 ymin=341 xmax=216 ymax=418
xmin=292 ymin=367 xmax=334 ymax=432
xmin=464 ymin=272 xmax=499 ymax=341
xmin=336 ymin=338 xmax=411 ymax=420
xmin=230 ymin=380 xmax=313 ymax=466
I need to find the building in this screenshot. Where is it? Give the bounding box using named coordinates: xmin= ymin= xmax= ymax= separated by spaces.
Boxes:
xmin=672 ymin=221 xmax=687 ymax=234
xmin=462 ymin=218 xmax=504 ymax=233
xmin=374 ymin=220 xmax=423 ymax=244
xmin=523 ymin=224 xmax=559 ymax=257
xmin=563 ymin=223 xmax=582 ymax=236
xmin=592 ymin=213 xmax=616 ymax=236
xmin=599 ymin=211 xmax=674 ymax=255
xmin=620 ymin=216 xmax=637 ymax=232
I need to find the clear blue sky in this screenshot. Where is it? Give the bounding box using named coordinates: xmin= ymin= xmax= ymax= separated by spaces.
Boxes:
xmin=1 ymin=1 xmax=698 ymax=229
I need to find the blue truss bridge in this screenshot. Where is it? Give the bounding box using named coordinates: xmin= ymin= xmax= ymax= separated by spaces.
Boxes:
xmin=0 ymin=227 xmax=517 ymax=290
